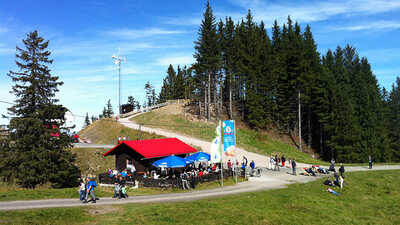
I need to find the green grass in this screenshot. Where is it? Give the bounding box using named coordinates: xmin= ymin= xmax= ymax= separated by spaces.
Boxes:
xmin=132 ymin=111 xmax=325 ymax=165
xmin=71 ymin=148 xmax=114 ymax=177
xmin=79 ymin=119 xmax=164 ymax=145
xmin=1 ymin=170 xmax=399 ymax=224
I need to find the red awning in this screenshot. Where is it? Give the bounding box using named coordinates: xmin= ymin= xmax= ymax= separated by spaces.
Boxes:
xmin=103 ymin=138 xmax=197 ymax=159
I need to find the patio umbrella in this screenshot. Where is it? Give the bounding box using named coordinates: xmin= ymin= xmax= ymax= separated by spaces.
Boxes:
xmin=185 ymin=152 xmax=210 ymax=162
xmin=152 ymin=155 xmax=188 ymax=168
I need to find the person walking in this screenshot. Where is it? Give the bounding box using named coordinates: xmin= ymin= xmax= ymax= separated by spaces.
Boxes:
xmin=281 ymin=155 xmax=286 ymax=167
xmin=292 ymin=159 xmax=297 ymax=176
xmin=250 ymin=160 xmax=255 ymax=176
xmin=78 ymin=179 xmax=86 ymax=201
xmin=369 ymin=155 xmax=373 ymax=169
xmin=84 ymin=177 xmax=97 ymax=203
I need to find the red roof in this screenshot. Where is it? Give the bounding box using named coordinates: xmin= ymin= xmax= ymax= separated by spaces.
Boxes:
xmin=103 ymin=138 xmax=197 ymax=159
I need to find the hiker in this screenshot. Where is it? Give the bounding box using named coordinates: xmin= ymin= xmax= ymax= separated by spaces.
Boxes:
xmin=243 ymin=156 xmax=248 ymax=167
xmin=78 ymin=179 xmax=86 ymax=201
xmin=292 ymin=159 xmax=297 ymax=175
xmin=339 ymin=163 xmax=345 ymax=178
xmin=113 ymin=175 xmax=120 ymax=198
xmin=281 ymin=155 xmax=286 ymax=167
xmin=84 ymin=177 xmax=97 ymax=203
xmin=369 ymin=155 xmax=373 ymax=169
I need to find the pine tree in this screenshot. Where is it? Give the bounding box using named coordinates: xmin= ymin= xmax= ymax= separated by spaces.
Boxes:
xmin=106 ymin=99 xmax=113 ymax=118
xmin=0 ymin=31 xmax=80 ymax=188
xmin=193 ymin=0 xmax=221 ymax=120
xmin=84 ymin=113 xmax=91 ymax=127
xmin=388 ymin=77 xmax=400 ymax=160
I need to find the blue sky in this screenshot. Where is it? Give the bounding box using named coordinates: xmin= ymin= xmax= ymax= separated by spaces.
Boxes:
xmin=1 ymin=0 xmax=400 ymax=130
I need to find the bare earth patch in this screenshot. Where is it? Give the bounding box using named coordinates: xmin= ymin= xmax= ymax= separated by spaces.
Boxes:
xmin=86 ymin=205 xmax=120 ymax=216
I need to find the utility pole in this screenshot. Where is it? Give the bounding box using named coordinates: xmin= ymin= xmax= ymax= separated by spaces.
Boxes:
xmin=298 ymin=90 xmax=302 ymax=152
xmin=112 ymin=50 xmax=126 ymax=115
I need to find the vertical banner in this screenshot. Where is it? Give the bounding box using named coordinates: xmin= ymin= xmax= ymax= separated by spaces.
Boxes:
xmin=210 ymin=123 xmax=222 ymax=163
xmin=223 ymin=120 xmax=235 ymax=157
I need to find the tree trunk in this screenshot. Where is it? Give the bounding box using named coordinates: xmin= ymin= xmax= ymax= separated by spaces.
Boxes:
xmin=229 ymin=71 xmax=232 ymax=119
xmin=208 ymin=72 xmax=211 ymax=121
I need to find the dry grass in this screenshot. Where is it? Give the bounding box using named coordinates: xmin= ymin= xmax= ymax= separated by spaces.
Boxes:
xmin=79 ymin=119 xmax=164 ymax=145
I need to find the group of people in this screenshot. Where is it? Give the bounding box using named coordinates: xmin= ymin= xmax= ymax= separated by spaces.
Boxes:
xmin=117 ymin=136 xmax=128 ymax=144
xmin=78 ymin=177 xmax=98 ymax=203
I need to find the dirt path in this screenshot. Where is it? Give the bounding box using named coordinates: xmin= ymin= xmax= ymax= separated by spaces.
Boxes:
xmin=119 ymin=115 xmax=279 ymax=168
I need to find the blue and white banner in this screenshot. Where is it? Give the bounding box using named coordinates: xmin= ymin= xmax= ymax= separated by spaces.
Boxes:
xmin=223 ymin=120 xmax=235 ymax=157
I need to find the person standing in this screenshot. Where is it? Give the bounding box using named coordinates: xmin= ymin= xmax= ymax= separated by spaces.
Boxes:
xmin=274 ymin=156 xmax=280 ymax=171
xmin=281 ymin=155 xmax=286 ymax=167
xmin=369 ymin=155 xmax=373 ymax=169
xmin=270 ymin=156 xmax=275 ymax=170
xmin=292 ymin=159 xmax=297 ymax=176
xmin=339 ymin=163 xmax=345 ymax=178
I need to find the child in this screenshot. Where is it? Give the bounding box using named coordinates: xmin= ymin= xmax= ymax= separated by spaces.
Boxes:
xmin=78 ymin=179 xmax=86 ymax=201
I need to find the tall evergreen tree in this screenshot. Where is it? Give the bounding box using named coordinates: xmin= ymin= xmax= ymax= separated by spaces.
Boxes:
xmin=0 ymin=31 xmax=80 ymax=188
xmin=106 ymin=99 xmax=113 ymax=117
xmin=84 ymin=113 xmax=90 ymax=127
xmin=193 ymin=0 xmax=221 ymax=120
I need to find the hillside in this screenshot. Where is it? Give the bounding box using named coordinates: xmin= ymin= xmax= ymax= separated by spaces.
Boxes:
xmin=79 ymin=118 xmax=164 ymax=145
xmin=131 ymin=103 xmax=325 ymax=165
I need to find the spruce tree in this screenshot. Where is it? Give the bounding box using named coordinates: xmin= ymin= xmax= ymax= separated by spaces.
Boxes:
xmin=84 ymin=113 xmax=90 ymax=127
xmin=193 ymin=0 xmax=221 ymax=120
xmin=106 ymin=99 xmax=113 ymax=117
xmin=0 ymin=31 xmax=80 ymax=188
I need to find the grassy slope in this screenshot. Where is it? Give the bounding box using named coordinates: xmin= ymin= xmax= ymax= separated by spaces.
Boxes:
xmin=2 ymin=170 xmax=399 ymax=225
xmin=79 ymin=119 xmax=164 ymax=145
xmin=132 ymin=111 xmax=324 ymax=165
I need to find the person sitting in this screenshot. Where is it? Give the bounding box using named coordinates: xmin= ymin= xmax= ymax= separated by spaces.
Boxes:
xmin=198 ymin=170 xmax=204 ymax=178
xmin=323 ymin=178 xmax=334 ymax=186
xmin=212 ymin=164 xmax=217 ymax=171
xmin=333 ymin=173 xmax=340 ymax=186
xmin=120 ymin=170 xmax=128 ymax=178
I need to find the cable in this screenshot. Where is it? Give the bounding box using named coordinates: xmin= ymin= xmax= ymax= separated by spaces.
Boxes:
xmin=0 ymin=100 xmax=13 ymax=105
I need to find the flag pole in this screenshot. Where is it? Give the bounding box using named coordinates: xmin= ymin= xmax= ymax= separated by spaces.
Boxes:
xmin=220 ymin=120 xmax=223 ymax=187
xmin=234 ymin=120 xmax=237 ymax=184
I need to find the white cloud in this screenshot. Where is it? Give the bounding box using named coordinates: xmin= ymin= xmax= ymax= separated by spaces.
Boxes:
xmin=334 ymin=21 xmax=400 ymax=31
xmin=226 ymin=0 xmax=400 ymax=25
xmin=104 ymin=28 xmax=186 ymax=39
xmin=156 ymin=55 xmax=194 ymax=66
xmin=163 ymin=17 xmax=202 ymax=26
